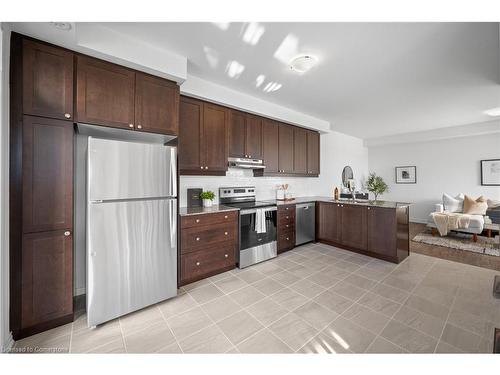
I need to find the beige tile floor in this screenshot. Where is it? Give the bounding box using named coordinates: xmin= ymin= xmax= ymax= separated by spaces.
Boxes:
xmin=12 ymin=243 xmax=500 ymax=353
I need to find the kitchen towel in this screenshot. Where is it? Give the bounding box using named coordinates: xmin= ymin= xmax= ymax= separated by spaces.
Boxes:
xmin=255 ymin=208 xmax=267 ymax=234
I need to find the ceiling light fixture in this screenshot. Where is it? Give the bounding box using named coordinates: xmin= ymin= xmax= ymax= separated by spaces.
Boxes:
xmin=289 ymin=55 xmax=318 ymax=73
xmin=50 ymin=22 xmax=72 ymax=31
xmin=484 ymin=107 xmax=500 ymax=117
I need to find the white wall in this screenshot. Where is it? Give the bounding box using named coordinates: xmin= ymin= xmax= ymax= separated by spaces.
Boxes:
xmin=0 ymin=24 xmax=12 ymax=351
xmin=179 ymin=130 xmax=369 ymax=205
xmin=368 ymin=132 xmax=500 ymax=223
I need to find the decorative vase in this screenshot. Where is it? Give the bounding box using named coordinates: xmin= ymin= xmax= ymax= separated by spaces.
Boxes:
xmin=203 ymin=199 xmax=213 ymax=208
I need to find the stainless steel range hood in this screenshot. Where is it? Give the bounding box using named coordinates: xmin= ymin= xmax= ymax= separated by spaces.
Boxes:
xmin=228 ymin=157 xmax=266 ymax=169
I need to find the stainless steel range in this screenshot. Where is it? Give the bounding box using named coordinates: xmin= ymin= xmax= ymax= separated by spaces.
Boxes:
xmin=219 ymin=187 xmax=277 ymax=268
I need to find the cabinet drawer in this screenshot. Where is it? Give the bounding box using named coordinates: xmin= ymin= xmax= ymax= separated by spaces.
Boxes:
xmin=278 ymin=220 xmax=295 ymax=231
xmin=278 ymin=232 xmax=295 ymax=252
xmin=181 ymin=246 xmax=235 ymax=283
xmin=278 ymin=205 xmax=295 ymax=214
xmin=181 ymin=222 xmax=237 ymax=253
xmin=180 ymin=210 xmax=237 ymax=229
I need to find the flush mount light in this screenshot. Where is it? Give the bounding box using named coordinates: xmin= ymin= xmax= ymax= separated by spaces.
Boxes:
xmin=484 ymin=107 xmax=500 ymax=117
xmin=50 ymin=22 xmax=72 ymax=31
xmin=289 ymin=55 xmax=318 ymax=73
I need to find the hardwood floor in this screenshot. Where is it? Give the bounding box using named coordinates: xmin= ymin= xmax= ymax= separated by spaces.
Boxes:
xmin=410 ymin=223 xmax=500 ymax=271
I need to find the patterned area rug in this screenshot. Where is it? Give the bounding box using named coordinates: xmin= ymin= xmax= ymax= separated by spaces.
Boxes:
xmin=412 ymin=229 xmax=500 ymax=257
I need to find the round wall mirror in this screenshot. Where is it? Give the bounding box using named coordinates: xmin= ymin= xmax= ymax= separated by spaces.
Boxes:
xmin=342 ymin=166 xmax=354 ymax=188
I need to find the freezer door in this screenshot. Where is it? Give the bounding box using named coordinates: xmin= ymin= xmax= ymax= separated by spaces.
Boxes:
xmin=88 ymin=137 xmax=176 ymax=201
xmin=87 ymin=198 xmax=177 ymax=327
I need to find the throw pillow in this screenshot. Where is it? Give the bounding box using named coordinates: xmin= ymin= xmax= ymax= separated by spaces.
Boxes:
xmin=463 ymin=195 xmax=488 ymax=215
xmin=442 ymin=193 xmax=464 ymax=213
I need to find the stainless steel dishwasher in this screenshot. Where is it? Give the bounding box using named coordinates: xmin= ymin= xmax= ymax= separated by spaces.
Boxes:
xmin=295 ymin=202 xmax=315 ymax=245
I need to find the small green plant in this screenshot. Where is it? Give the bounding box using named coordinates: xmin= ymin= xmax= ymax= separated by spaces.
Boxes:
xmin=366 ymin=173 xmax=388 ymax=201
xmin=200 ymin=191 xmax=215 ymax=201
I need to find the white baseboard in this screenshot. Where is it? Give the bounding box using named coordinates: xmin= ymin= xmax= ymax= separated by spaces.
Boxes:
xmin=74 ymin=287 xmax=86 ymax=296
xmin=410 ymin=217 xmax=428 ymax=224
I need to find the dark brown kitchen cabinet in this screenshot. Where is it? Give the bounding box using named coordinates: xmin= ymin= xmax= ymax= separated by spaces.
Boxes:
xmin=277 ymin=205 xmax=296 ymax=253
xmin=245 ymin=114 xmax=262 ymax=159
xmin=316 ymin=202 xmax=342 ymax=243
xmin=229 ymin=110 xmax=246 ymax=158
xmin=21 ymin=230 xmax=73 ymax=330
xmin=293 ymin=127 xmax=308 ymax=174
xmin=278 ymin=123 xmax=294 ymax=173
xmin=367 ymin=207 xmax=397 ymax=257
xmin=262 ymin=119 xmax=279 ymax=173
xmin=22 ymin=116 xmax=73 ymax=233
xmin=135 ymin=72 xmax=179 ymax=135
xmin=179 ymin=96 xmax=228 ymax=175
xmin=22 ymin=39 xmax=74 ymax=121
xmin=203 ymin=103 xmax=228 ymax=171
xmin=307 ymin=131 xmax=320 ymax=175
xmin=341 ymin=204 xmax=367 ymax=250
xmin=76 ymin=55 xmax=135 ymax=130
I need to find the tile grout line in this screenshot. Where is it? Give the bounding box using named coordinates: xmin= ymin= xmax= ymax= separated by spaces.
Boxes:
xmin=157 ymin=303 xmax=185 ymax=353
xmin=433 ymin=282 xmax=460 ymax=353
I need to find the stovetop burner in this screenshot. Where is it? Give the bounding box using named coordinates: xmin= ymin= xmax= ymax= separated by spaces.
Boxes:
xmin=222 ymin=200 xmax=276 ymax=210
xmin=218 ymin=186 xmax=276 ymax=210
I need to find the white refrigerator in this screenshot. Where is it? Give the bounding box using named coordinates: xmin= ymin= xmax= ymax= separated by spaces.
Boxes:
xmin=86 ymin=137 xmax=177 ymax=327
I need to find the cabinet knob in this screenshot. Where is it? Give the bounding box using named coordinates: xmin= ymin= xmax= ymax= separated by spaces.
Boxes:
xmin=224 ymin=254 xmax=228 ymax=258
xmin=200 ymin=166 xmax=203 ymax=169
xmin=249 ymin=155 xmax=252 ymax=158
xmin=129 ymin=124 xmax=134 ymax=128
xmin=286 ymin=224 xmax=289 ymax=228
xmin=341 ymin=205 xmax=344 ymax=207
xmin=64 ymin=113 xmax=71 ymax=119
xmin=196 ymin=237 xmax=200 ymax=241
xmin=224 ymin=215 xmax=228 ymax=219
xmin=64 ymin=231 xmax=71 ymax=236
xmin=195 ymin=219 xmax=200 ymax=223
xmin=224 ymin=232 xmax=228 ymax=235
xmin=205 ymin=166 xmax=208 ymax=170
xmin=196 ymin=261 xmax=200 ymax=266
xmin=137 ymin=125 xmax=142 ymax=129
xmin=286 ymin=237 xmax=289 ymax=241
xmin=367 ymin=207 xmax=370 ymax=210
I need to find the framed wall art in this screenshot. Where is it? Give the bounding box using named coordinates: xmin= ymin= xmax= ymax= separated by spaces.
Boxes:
xmin=481 ymin=159 xmax=500 ymax=186
xmin=395 ymin=166 xmax=417 ymax=184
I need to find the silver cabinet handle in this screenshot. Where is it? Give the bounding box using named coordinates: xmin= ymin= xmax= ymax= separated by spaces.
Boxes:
xmin=286 ymin=224 xmax=289 ymax=228
xmin=64 ymin=231 xmax=71 ymax=236
xmin=224 ymin=232 xmax=228 ymax=235
xmin=249 ymin=155 xmax=252 ymax=158
xmin=64 ymin=113 xmax=71 ymax=119
xmin=196 ymin=237 xmax=200 ymax=241
xmin=341 ymin=205 xmax=344 ymax=207
xmin=224 ymin=254 xmax=228 ymax=258
xmin=286 ymin=237 xmax=289 ymax=241
xmin=137 ymin=124 xmax=142 ymax=129
xmin=367 ymin=207 xmax=370 ymax=210
xmin=196 ymin=219 xmax=200 ymax=223
xmin=224 ymin=215 xmax=228 ymax=219
xmin=205 ymin=166 xmax=208 ymax=170
xmin=196 ymin=261 xmax=200 ymax=266
xmin=129 ymin=124 xmax=134 ymax=128
xmin=286 ymin=216 xmax=289 ymax=219
xmin=200 ymin=166 xmax=203 ymax=169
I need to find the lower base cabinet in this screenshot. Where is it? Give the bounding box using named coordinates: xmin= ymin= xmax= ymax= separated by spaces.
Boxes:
xmin=18 ymin=230 xmax=73 ymax=337
xmin=277 ymin=204 xmax=295 ymax=253
xmin=179 ymin=211 xmax=238 ymax=285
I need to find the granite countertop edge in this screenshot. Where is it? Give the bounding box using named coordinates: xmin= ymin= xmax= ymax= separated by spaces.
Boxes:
xmin=272 ymin=196 xmax=411 ymax=208
xmin=179 ymin=205 xmax=240 ymax=216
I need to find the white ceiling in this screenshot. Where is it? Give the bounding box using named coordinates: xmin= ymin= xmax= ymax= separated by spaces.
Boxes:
xmin=10 ymin=22 xmax=500 ymax=139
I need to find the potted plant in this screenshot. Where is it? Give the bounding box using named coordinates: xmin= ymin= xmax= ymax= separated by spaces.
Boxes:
xmin=200 ymin=190 xmax=215 ymax=208
xmin=366 ymin=173 xmax=388 ymax=202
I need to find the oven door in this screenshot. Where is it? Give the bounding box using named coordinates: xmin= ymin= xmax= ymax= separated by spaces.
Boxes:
xmin=239 ymin=207 xmax=277 ymax=268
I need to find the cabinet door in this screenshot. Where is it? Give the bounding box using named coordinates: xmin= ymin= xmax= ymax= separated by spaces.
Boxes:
xmin=203 ymin=103 xmax=228 ymax=172
xmin=278 ymin=123 xmax=294 ymax=173
xmin=76 ymin=56 xmax=135 ymax=129
xmin=179 ymin=97 xmax=203 ymax=171
xmin=23 ymin=39 xmax=74 ymax=120
xmin=228 ymin=110 xmax=246 ymax=158
xmin=293 ymin=127 xmax=308 ymax=174
xmin=307 ymin=131 xmax=320 ymax=175
xmin=21 ymin=230 xmax=73 ymax=328
xmin=262 ymin=119 xmax=279 ymax=173
xmin=135 ymin=73 xmax=179 ymax=135
xmin=245 ymin=114 xmax=262 ymax=159
xmin=341 ymin=205 xmax=367 ymax=250
xmin=367 ymin=207 xmax=397 ymax=257
xmin=22 ymin=116 xmax=73 ymax=233
xmin=317 ymin=203 xmax=341 ymax=243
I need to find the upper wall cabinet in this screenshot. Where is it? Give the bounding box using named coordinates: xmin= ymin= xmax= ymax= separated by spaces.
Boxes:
xmin=77 ymin=56 xmax=179 ymax=135
xmin=179 ymin=96 xmax=228 ymax=175
xmin=228 ymin=111 xmax=262 ymax=159
xmin=77 ymin=56 xmax=135 ymax=130
xmin=293 ymin=127 xmax=308 ymax=175
xmin=261 ymin=119 xmax=279 ymax=173
xmin=278 ymin=123 xmax=294 ymax=174
xmin=306 ymin=131 xmax=320 ymax=175
xmin=135 ymin=72 xmax=179 ymax=135
xmin=23 ymin=39 xmax=74 ymax=121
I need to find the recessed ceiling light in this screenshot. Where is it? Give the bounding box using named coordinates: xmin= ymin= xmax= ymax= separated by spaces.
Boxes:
xmin=50 ymin=22 xmax=72 ymax=31
xmin=484 ymin=107 xmax=500 ymax=117
xmin=289 ymin=55 xmax=318 ymax=73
